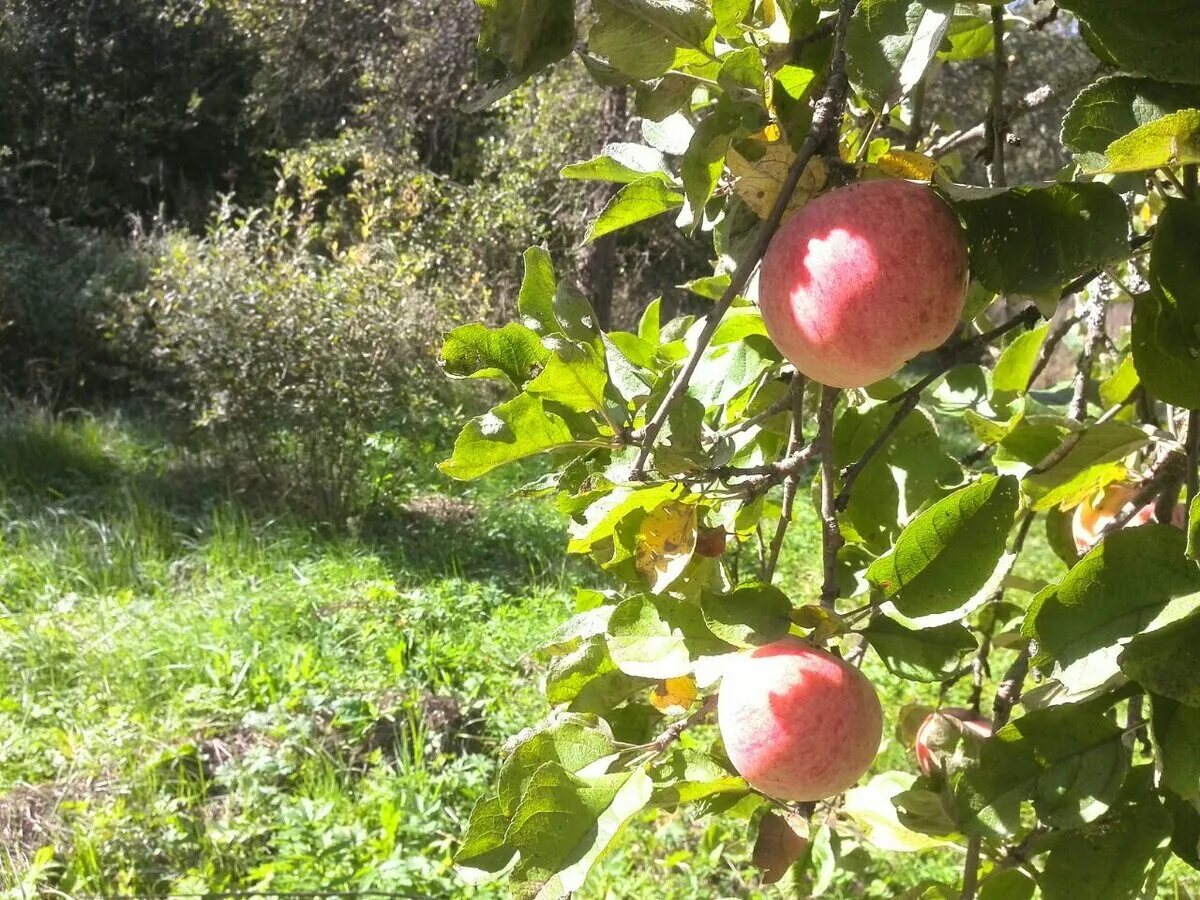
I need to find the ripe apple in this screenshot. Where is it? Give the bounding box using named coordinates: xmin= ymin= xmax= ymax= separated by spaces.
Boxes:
xmin=717 ymin=636 xmax=882 ymax=801
xmin=1071 ymin=483 xmax=1158 ymax=552
xmin=758 ymin=179 xmax=969 ymax=389
xmin=694 ymin=526 xmax=728 ymax=558
xmin=913 ymin=707 xmax=993 ymax=777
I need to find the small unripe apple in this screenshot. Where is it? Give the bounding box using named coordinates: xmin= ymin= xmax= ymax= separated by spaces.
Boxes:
xmin=759 ymin=180 xmax=969 ymax=389
xmin=717 ymin=636 xmax=882 ymax=801
xmin=1071 ymin=483 xmax=1159 ymax=552
xmin=913 ymin=707 xmax=993 ymax=777
xmin=695 ymin=526 xmax=728 ymax=558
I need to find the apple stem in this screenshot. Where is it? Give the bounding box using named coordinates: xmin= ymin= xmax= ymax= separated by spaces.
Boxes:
xmin=627 ymin=0 xmax=859 ymax=481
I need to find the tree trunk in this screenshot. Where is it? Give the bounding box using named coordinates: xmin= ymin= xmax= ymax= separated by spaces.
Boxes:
xmin=578 ymin=87 xmax=631 ymax=331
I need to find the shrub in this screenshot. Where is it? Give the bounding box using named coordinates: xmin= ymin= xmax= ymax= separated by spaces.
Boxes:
xmin=128 ymin=192 xmax=470 ymax=519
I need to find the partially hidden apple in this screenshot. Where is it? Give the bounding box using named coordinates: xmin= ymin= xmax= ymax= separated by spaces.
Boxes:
xmin=717 ymin=636 xmax=882 ymax=801
xmin=913 ymin=707 xmax=992 ymax=778
xmin=694 ymin=526 xmax=728 ymax=558
xmin=1070 ymin=482 xmax=1184 ymax=552
xmin=758 ymin=179 xmax=969 ymax=389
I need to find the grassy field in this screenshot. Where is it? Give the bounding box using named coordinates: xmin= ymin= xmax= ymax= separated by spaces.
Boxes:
xmin=0 ymin=407 xmax=1189 ymax=897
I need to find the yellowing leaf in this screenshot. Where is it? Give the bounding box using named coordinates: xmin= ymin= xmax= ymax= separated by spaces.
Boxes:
xmin=727 ymin=142 xmax=827 ymax=219
xmin=867 ymin=149 xmax=938 ymax=182
xmin=649 ymin=676 xmax=698 ymax=714
xmin=635 ymin=501 xmax=697 ymax=593
xmin=842 ymin=773 xmax=957 ymax=853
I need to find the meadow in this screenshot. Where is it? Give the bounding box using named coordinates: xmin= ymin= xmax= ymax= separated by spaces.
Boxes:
xmin=0 ymin=404 xmax=977 ymax=897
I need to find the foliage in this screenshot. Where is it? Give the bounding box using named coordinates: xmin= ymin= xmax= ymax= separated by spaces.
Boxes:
xmin=440 ymin=0 xmax=1200 ymax=898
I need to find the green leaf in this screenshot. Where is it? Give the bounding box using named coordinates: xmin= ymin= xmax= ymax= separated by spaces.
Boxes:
xmin=568 ymin=483 xmax=683 ymax=553
xmin=991 ymin=324 xmax=1049 ymax=406
xmin=545 ymin=636 xmax=652 ymax=713
xmin=506 ymin=763 xmax=653 ymax=898
xmin=1037 ymin=793 xmax=1173 ymax=900
xmin=606 ymin=594 xmax=732 ymax=678
xmin=866 ymin=475 xmax=1020 ymax=622
xmin=589 ymin=0 xmax=716 ymax=80
xmin=650 ymin=748 xmax=747 ymax=807
xmin=842 ymin=772 xmax=958 ymax=853
xmin=1133 ymin=197 xmax=1200 ymax=409
xmin=527 ymin=341 xmax=612 ymax=415
xmin=1152 ymin=694 xmax=1200 ymax=797
xmin=518 ymin=247 xmax=559 ymax=335
xmin=834 ymin=404 xmax=960 ymax=551
xmin=1025 ymin=526 xmax=1200 ymax=698
xmin=976 ymin=869 xmax=1035 ymax=900
xmin=585 ymin=176 xmax=685 ymax=242
xmin=846 ymin=0 xmax=954 ymax=109
xmin=1120 ymin=613 xmax=1200 ymax=706
xmin=440 ymin=322 xmax=550 ymax=388
xmin=1105 ymin=109 xmax=1200 ymax=172
xmin=456 ymin=793 xmax=518 ymax=882
xmin=561 ymin=142 xmax=673 ymax=184
xmin=680 ymin=114 xmax=731 ymax=228
xmin=1023 ymin=421 xmax=1149 ymax=511
xmin=498 ymin=720 xmax=618 ymax=816
xmin=1062 ymin=75 xmax=1200 ymax=172
xmin=439 ymin=394 xmax=582 ymax=481
xmin=1056 ymin=1 xmax=1200 ymax=86
xmin=938 ymin=14 xmax=992 ymax=62
xmin=863 ymin=618 xmax=977 ymax=683
xmin=700 ymin=582 xmax=792 ymax=648
xmin=1132 ymin=292 xmax=1200 ymax=410
xmin=712 ymin=0 xmax=752 ymax=34
xmin=1099 ymin=353 xmax=1140 ymax=409
xmin=951 ymin=182 xmax=1129 ymax=297
xmin=956 ymin=706 xmax=1127 ymax=839
xmin=470 ymin=0 xmax=575 ymax=110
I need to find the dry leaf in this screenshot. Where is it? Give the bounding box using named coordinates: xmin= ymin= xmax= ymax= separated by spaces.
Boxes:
xmin=649 ymin=676 xmax=698 ymax=714
xmin=727 ymin=142 xmax=828 ymax=219
xmin=635 ymin=501 xmax=697 ymax=593
xmin=752 ymin=811 xmax=810 ymax=884
xmin=866 ymin=149 xmax=938 ymax=182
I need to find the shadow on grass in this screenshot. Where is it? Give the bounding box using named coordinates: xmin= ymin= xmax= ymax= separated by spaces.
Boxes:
xmin=0 ymin=406 xmax=577 ymax=594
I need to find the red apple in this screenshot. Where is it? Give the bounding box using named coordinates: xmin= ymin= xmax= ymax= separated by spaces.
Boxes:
xmin=717 ymin=636 xmax=882 ymax=801
xmin=913 ymin=707 xmax=993 ymax=777
xmin=1071 ymin=483 xmax=1159 ymax=552
xmin=758 ymin=179 xmax=969 ymax=389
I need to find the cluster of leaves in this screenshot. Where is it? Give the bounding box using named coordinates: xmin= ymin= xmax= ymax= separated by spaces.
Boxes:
xmin=439 ymin=0 xmax=1200 ymax=897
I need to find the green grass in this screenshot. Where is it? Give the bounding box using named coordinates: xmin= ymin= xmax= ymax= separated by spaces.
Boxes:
xmin=0 ymin=408 xmax=1194 ymax=898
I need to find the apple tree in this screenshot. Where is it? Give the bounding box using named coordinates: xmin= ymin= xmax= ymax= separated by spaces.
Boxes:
xmin=437 ymin=0 xmax=1200 ymax=896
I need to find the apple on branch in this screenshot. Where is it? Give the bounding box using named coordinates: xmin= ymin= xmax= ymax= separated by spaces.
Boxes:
xmin=758 ymin=179 xmax=969 ymax=389
xmin=717 ymin=636 xmax=882 ymax=802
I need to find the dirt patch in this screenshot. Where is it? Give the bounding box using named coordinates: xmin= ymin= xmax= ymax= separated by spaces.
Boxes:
xmin=0 ymin=775 xmax=113 ymax=867
xmin=362 ymin=691 xmax=486 ymax=760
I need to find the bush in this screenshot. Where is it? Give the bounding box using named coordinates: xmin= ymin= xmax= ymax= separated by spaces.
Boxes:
xmin=128 ymin=192 xmax=470 ymax=519
xmin=0 ymin=212 xmax=150 ymax=401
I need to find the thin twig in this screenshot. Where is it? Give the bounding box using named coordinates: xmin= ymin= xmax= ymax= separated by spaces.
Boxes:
xmin=1187 ymin=410 xmax=1200 ymax=504
xmin=984 ymin=4 xmax=1007 ymax=189
xmin=706 ymin=383 xmax=793 ymax=443
xmin=765 ymin=377 xmax=807 ymax=582
xmin=650 ymin=694 xmax=717 ymax=756
xmin=836 ymin=307 xmax=1040 ymax=510
xmin=817 ymin=385 xmax=843 ymax=609
xmin=1083 ymin=451 xmax=1189 ymax=555
xmin=961 ymin=840 xmax=982 ymax=900
xmin=1024 ymin=313 xmax=1080 ymax=390
xmin=1031 ymin=5 xmax=1059 ymax=30
xmin=629 ymin=0 xmax=858 ymax=480
xmin=992 ymin=645 xmax=1031 ymax=730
